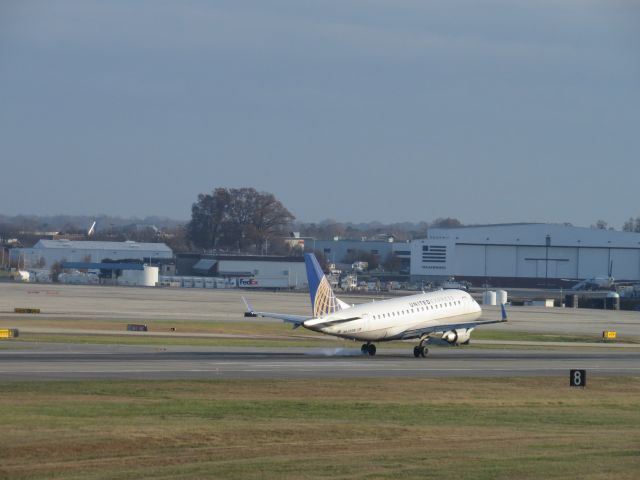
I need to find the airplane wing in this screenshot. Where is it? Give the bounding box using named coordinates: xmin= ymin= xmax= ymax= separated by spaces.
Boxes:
xmin=303 ymin=315 xmax=363 ymax=329
xmin=400 ymin=320 xmax=503 ymax=340
xmin=242 ymin=297 xmax=311 ymax=328
xmin=401 ymin=304 xmax=508 ymax=340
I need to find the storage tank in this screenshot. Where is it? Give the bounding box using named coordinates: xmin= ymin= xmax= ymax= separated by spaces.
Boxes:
xmin=482 ymin=290 xmax=497 ymax=305
xmin=496 ymin=290 xmax=508 ymax=305
xmin=565 ymin=294 xmax=579 ymax=308
xmin=605 ymin=291 xmax=620 ymax=310
xmin=141 ymin=265 xmax=159 ymax=287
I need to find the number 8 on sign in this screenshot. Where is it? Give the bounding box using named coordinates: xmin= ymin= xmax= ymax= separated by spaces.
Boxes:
xmin=570 ymin=369 xmax=586 ymax=387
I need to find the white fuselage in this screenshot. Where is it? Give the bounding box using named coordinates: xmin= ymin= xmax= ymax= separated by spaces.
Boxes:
xmin=303 ymin=289 xmax=482 ymax=342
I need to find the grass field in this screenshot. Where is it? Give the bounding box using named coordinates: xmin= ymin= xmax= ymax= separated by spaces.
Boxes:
xmin=0 ymin=317 xmax=322 ymax=336
xmin=1 ymin=377 xmax=639 ymax=479
xmin=2 ymin=316 xmax=635 ymax=349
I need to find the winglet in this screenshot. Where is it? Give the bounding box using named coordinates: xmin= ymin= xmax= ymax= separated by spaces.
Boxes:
xmin=500 ymin=303 xmax=508 ymax=321
xmin=242 ymin=297 xmax=253 ymax=311
xmin=242 ymin=297 xmax=257 ymax=317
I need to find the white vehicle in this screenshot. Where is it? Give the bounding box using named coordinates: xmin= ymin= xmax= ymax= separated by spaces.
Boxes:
xmin=340 ymin=274 xmax=358 ymax=291
xmin=441 ymin=277 xmax=470 ymax=291
xmin=244 ymin=253 xmax=507 ymax=357
xmin=352 ymin=261 xmax=368 ymax=272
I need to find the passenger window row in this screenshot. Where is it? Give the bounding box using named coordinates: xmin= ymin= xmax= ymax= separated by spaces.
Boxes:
xmin=372 ymin=300 xmax=462 ymax=320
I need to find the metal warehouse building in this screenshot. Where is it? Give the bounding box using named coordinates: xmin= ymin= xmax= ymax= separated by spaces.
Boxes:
xmin=176 ymin=254 xmax=308 ymax=289
xmin=12 ymin=239 xmax=173 ymax=269
xmin=411 ymin=224 xmax=640 ymax=287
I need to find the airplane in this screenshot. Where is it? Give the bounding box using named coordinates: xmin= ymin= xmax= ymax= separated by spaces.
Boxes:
xmin=243 ymin=253 xmax=507 ymax=357
xmin=571 ymin=260 xmax=615 ymax=291
xmin=87 ymin=221 xmax=96 ymax=237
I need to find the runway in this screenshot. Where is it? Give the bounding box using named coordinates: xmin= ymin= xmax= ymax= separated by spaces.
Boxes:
xmin=2 ymin=343 xmax=639 ymax=380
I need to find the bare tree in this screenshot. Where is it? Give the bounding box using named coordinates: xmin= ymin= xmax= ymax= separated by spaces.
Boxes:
xmin=592 ymin=220 xmax=609 ymax=230
xmin=186 ymin=187 xmax=294 ymax=253
xmin=245 ymin=190 xmax=295 ymax=253
xmin=621 ymin=217 xmax=640 ymax=232
xmin=187 ymin=188 xmax=232 ymax=250
xmin=50 ymin=261 xmax=64 ymax=282
xmin=431 ymin=217 xmax=463 ymax=228
xmin=383 ymin=253 xmax=402 ymax=272
xmin=163 ymin=225 xmax=190 ymax=253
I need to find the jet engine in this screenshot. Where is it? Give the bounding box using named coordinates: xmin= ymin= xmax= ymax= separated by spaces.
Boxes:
xmin=441 ymin=328 xmax=473 ymax=345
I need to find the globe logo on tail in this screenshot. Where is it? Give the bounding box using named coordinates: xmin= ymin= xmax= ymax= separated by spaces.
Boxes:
xmin=313 ymin=276 xmax=340 ymax=317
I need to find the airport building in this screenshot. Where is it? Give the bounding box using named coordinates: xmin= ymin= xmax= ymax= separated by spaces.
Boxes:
xmin=313 ymin=238 xmax=412 ymax=272
xmin=11 ymin=239 xmax=173 ymax=269
xmin=175 ymin=254 xmax=308 ymax=289
xmin=411 ymin=223 xmax=640 ymax=287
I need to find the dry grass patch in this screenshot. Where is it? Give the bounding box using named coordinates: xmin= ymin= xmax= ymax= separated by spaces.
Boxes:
xmin=0 ymin=377 xmax=639 ymax=479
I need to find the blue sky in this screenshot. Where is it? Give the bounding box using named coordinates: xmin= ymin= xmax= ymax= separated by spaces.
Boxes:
xmin=1 ymin=1 xmax=639 ymax=227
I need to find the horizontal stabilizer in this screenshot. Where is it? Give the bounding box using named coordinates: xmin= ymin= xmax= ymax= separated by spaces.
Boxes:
xmin=241 ymin=297 xmax=311 ymax=326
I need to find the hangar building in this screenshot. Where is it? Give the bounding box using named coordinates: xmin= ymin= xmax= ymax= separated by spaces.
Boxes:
xmin=12 ymin=239 xmax=173 ymax=269
xmin=411 ymin=224 xmax=640 ymax=287
xmin=313 ymin=238 xmax=412 ymax=272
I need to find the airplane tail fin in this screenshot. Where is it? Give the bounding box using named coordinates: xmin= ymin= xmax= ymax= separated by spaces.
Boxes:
xmin=304 ymin=253 xmax=345 ymax=317
xmin=501 ymin=303 xmax=508 ymax=321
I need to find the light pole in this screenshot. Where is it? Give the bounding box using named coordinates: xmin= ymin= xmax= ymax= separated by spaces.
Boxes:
xmin=545 ymin=235 xmax=551 ymax=289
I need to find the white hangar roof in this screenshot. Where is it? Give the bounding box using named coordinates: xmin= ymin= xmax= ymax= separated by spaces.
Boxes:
xmin=427 ymin=223 xmax=640 ymax=249
xmin=33 ymin=239 xmax=173 ymax=254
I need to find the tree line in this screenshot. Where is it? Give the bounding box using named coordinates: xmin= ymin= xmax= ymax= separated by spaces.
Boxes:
xmin=622 ymin=218 xmax=640 ymax=233
xmin=591 ymin=218 xmax=640 ymax=232
xmin=4 ymin=198 xmax=640 ymax=256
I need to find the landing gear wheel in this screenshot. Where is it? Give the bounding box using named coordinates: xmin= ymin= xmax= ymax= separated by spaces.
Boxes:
xmin=413 ymin=345 xmax=429 ymax=358
xmin=367 ymin=344 xmax=377 ymax=356
xmin=361 ymin=344 xmax=368 ymax=354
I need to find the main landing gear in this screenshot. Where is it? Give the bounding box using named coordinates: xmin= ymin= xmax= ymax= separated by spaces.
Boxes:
xmin=413 ymin=338 xmax=429 ymax=358
xmin=361 ymin=343 xmax=377 ymax=356
xmin=413 ymin=345 xmax=429 ymax=358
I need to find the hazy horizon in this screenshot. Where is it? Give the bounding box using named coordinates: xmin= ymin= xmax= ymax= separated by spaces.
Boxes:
xmin=2 ymin=1 xmax=639 ymax=227
xmin=0 ymin=211 xmax=629 ymax=232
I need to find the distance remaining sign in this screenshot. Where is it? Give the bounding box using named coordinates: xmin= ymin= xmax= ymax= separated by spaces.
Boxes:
xmin=570 ymin=369 xmax=586 ymax=387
